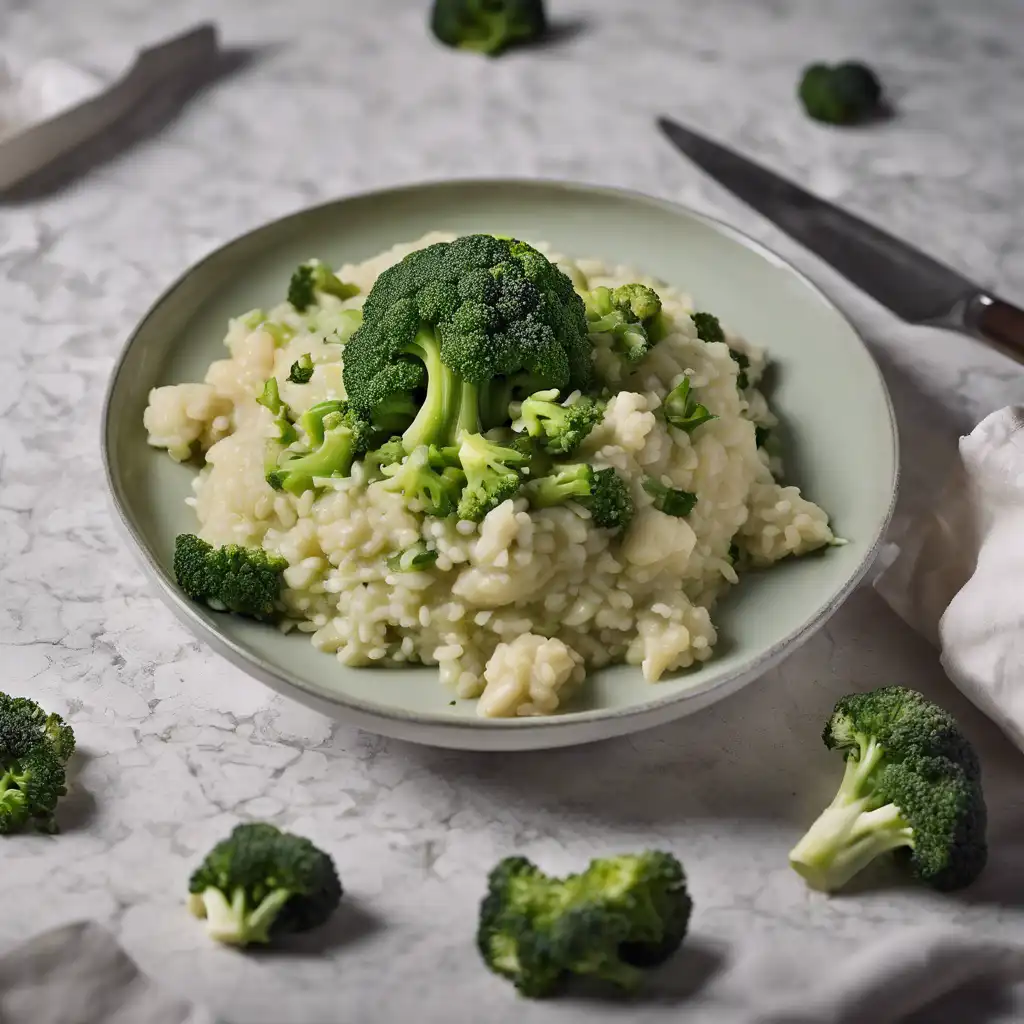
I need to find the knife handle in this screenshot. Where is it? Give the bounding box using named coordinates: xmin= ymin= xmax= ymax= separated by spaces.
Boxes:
xmin=964 ymin=293 xmax=1024 ymax=365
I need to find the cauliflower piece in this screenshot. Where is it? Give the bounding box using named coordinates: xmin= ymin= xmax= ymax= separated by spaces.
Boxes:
xmin=477 ymin=634 xmax=585 ymax=718
xmin=143 ymin=383 xmax=232 ymax=461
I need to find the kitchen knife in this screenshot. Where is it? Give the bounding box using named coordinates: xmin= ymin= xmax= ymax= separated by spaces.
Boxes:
xmin=657 ymin=115 xmax=1024 ymax=364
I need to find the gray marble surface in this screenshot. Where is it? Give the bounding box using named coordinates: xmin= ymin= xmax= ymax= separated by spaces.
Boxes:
xmin=2 ymin=0 xmax=1024 ymax=1021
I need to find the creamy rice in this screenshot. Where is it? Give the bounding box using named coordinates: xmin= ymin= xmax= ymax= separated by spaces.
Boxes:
xmin=144 ymin=232 xmax=834 ymax=716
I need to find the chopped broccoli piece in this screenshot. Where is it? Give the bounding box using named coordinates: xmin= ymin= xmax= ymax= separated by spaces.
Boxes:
xmin=477 ymin=851 xmax=691 ymax=997
xmin=341 ymin=234 xmax=592 ymax=454
xmin=662 ymin=377 xmax=715 ymax=434
xmin=457 ymin=432 xmax=529 ymax=521
xmin=387 ymin=542 xmax=440 ymax=573
xmin=267 ymin=400 xmax=373 ymax=495
xmin=380 ymin=445 xmax=466 ymax=518
xmin=530 ymin=464 xmax=633 ymax=531
xmin=430 ymin=0 xmax=547 ymax=56
xmin=287 ymin=354 xmax=314 ymax=384
xmin=642 ymin=478 xmax=697 ymax=518
xmin=363 ymin=436 xmax=409 ymax=476
xmin=584 ymin=284 xmax=665 ymax=364
xmin=0 ymin=693 xmax=75 ymax=835
xmin=799 ymin=62 xmax=884 ymax=125
xmin=256 ymin=377 xmax=298 ymax=445
xmin=690 ymin=311 xmax=724 ymax=344
xmin=173 ymin=534 xmax=286 ymax=619
xmin=288 ymin=259 xmax=359 ymax=313
xmin=789 ymin=686 xmax=987 ymax=893
xmin=188 ymin=822 xmax=342 ymax=947
xmin=513 ymin=389 xmax=603 ymax=455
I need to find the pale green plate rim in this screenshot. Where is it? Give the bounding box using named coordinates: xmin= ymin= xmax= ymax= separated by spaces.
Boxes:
xmin=102 ymin=177 xmax=899 ymax=744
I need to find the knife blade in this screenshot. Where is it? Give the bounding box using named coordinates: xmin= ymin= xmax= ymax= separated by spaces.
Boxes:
xmin=656 ymin=115 xmax=1024 ymax=363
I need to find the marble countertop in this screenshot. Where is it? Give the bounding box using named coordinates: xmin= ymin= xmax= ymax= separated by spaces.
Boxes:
xmin=2 ymin=0 xmax=1024 ymax=1021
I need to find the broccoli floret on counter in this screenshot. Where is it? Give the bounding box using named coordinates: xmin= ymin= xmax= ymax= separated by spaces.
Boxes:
xmin=387 ymin=541 xmax=440 ymax=573
xmin=430 ymin=0 xmax=547 ymax=56
xmin=584 ymin=283 xmax=665 ymax=364
xmin=266 ymin=400 xmax=374 ymax=496
xmin=173 ymin=534 xmax=286 ymax=619
xmin=513 ymin=389 xmax=603 ymax=455
xmin=529 ymin=464 xmax=633 ymax=531
xmin=287 ymin=353 xmax=314 ymax=384
xmin=380 ymin=445 xmax=466 ymax=518
xmin=188 ymin=822 xmax=342 ymax=947
xmin=789 ymin=686 xmax=987 ymax=893
xmin=456 ymin=432 xmax=529 ymax=522
xmin=341 ymin=234 xmax=591 ymax=454
xmin=799 ymin=62 xmax=885 ymax=126
xmin=477 ymin=851 xmax=692 ymax=997
xmin=642 ymin=478 xmax=697 ymax=518
xmin=662 ymin=377 xmax=715 ymax=434
xmin=288 ymin=259 xmax=360 ymax=313
xmin=0 ymin=693 xmax=76 ymax=836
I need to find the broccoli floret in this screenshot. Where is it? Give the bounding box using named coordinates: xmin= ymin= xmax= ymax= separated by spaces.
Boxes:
xmin=430 ymin=0 xmax=546 ymax=56
xmin=256 ymin=378 xmax=298 ymax=446
xmin=799 ymin=62 xmax=884 ymax=125
xmin=341 ymin=234 xmax=592 ymax=454
xmin=530 ymin=464 xmax=633 ymax=531
xmin=0 ymin=693 xmax=75 ymax=835
xmin=477 ymin=851 xmax=691 ymax=997
xmin=287 ymin=353 xmax=314 ymax=384
xmin=362 ymin=436 xmax=409 ymax=476
xmin=288 ymin=259 xmax=359 ymax=313
xmin=662 ymin=377 xmax=715 ymax=434
xmin=584 ymin=284 xmax=665 ymax=364
xmin=173 ymin=534 xmax=286 ymax=619
xmin=457 ymin=432 xmax=529 ymax=521
xmin=513 ymin=389 xmax=603 ymax=455
xmin=690 ymin=311 xmax=723 ymax=344
xmin=267 ymin=401 xmax=373 ymax=496
xmin=380 ymin=445 xmax=466 ymax=518
xmin=730 ymin=350 xmax=750 ymax=390
xmin=643 ymin=478 xmax=697 ymax=518
xmin=387 ymin=541 xmax=440 ymax=573
xmin=188 ymin=822 xmax=342 ymax=947
xmin=789 ymin=686 xmax=987 ymax=893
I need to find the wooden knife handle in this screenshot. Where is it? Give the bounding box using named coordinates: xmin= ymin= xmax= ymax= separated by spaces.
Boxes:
xmin=965 ymin=294 xmax=1024 ymax=365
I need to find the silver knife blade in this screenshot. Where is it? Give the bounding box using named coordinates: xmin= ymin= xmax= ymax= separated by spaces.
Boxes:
xmin=656 ymin=115 xmax=976 ymax=326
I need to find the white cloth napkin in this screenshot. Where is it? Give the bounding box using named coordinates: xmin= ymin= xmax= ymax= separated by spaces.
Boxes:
xmin=875 ymin=406 xmax=1024 ymax=752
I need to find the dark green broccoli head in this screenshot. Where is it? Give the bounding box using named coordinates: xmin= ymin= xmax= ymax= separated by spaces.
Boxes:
xmin=690 ymin=311 xmax=724 ymax=345
xmin=515 ymin=389 xmax=604 ymax=455
xmin=799 ymin=61 xmax=884 ymax=125
xmin=790 ymin=686 xmax=987 ymax=893
xmin=173 ymin=534 xmax=287 ymax=619
xmin=288 ymin=259 xmax=359 ymax=312
xmin=584 ymin=284 xmax=664 ymax=364
xmin=477 ymin=851 xmax=691 ymax=997
xmin=0 ymin=693 xmax=75 ymax=766
xmin=188 ymin=822 xmax=342 ymax=946
xmin=0 ymin=744 xmax=67 ymax=835
xmin=430 ymin=0 xmax=547 ymax=56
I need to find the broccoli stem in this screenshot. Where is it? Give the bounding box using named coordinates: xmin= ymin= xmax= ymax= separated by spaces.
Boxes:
xmin=456 ymin=380 xmax=483 ymax=438
xmin=194 ymin=885 xmax=293 ymax=946
xmin=789 ymin=742 xmax=914 ymax=892
xmin=401 ymin=327 xmax=460 ymax=451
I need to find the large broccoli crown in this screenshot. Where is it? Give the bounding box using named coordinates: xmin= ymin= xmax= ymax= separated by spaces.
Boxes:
xmin=790 ymin=686 xmax=987 ymax=893
xmin=477 ymin=851 xmax=691 ymax=998
xmin=188 ymin=822 xmax=342 ymax=946
xmin=173 ymin=534 xmax=286 ymax=619
xmin=430 ymin=0 xmax=547 ymax=56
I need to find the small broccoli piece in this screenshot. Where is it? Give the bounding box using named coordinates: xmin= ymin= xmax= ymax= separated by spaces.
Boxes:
xmin=387 ymin=541 xmax=440 ymax=573
xmin=456 ymin=432 xmax=529 ymax=521
xmin=513 ymin=389 xmax=603 ymax=455
xmin=288 ymin=259 xmax=359 ymax=313
xmin=430 ymin=0 xmax=546 ymax=56
xmin=789 ymin=686 xmax=988 ymax=893
xmin=642 ymin=478 xmax=697 ymax=518
xmin=690 ymin=311 xmax=724 ymax=344
xmin=173 ymin=535 xmax=286 ymax=619
xmin=662 ymin=377 xmax=715 ymax=434
xmin=730 ymin=350 xmax=750 ymax=390
xmin=380 ymin=445 xmax=466 ymax=518
xmin=267 ymin=401 xmax=373 ymax=496
xmin=362 ymin=436 xmax=409 ymax=476
xmin=799 ymin=62 xmax=885 ymax=125
xmin=314 ymin=307 xmax=363 ymax=344
xmin=584 ymin=284 xmax=665 ymax=364
xmin=477 ymin=851 xmax=691 ymax=997
xmin=256 ymin=378 xmax=298 ymax=446
xmin=188 ymin=822 xmax=342 ymax=947
xmin=287 ymin=354 xmax=314 ymax=384
xmin=530 ymin=464 xmax=633 ymax=531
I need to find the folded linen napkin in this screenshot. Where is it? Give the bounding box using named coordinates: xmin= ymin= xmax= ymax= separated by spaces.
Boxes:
xmin=875 ymin=406 xmax=1024 ymax=752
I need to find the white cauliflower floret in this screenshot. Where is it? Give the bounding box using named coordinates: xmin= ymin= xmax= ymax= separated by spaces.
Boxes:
xmin=477 ymin=634 xmax=585 ymax=717
xmin=143 ymin=383 xmax=232 ymax=462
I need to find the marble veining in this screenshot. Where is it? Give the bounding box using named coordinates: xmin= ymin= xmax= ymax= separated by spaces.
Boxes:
xmin=1 ymin=1 xmax=1023 ymax=1021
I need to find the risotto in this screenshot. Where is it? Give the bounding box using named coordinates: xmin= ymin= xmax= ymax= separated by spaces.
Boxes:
xmin=144 ymin=233 xmax=833 ymax=717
